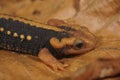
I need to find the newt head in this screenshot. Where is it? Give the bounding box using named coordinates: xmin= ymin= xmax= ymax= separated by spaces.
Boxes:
xmin=50 ymin=24 xmax=97 ymax=55
xmin=39 ymin=19 xmax=97 ymax=70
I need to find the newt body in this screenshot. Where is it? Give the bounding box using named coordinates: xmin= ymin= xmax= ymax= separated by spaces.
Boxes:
xmin=0 ymin=18 xmax=69 ymax=58
xmin=0 ymin=14 xmax=96 ymax=70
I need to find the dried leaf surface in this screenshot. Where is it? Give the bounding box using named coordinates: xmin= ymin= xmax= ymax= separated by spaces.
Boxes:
xmin=0 ymin=0 xmax=120 ymax=80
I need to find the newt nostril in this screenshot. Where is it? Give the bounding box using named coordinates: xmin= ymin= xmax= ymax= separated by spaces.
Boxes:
xmin=75 ymin=40 xmax=84 ymax=49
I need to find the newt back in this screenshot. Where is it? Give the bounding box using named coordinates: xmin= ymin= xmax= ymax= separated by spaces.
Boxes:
xmin=0 ymin=16 xmax=69 ymax=58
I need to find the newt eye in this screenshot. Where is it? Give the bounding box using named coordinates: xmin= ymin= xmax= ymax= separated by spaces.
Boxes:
xmin=74 ymin=40 xmax=83 ymax=49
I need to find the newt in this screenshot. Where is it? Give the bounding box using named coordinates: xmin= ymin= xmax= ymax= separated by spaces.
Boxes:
xmin=0 ymin=14 xmax=96 ymax=70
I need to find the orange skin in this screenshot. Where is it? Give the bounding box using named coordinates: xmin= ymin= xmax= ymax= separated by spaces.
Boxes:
xmin=38 ymin=19 xmax=97 ymax=71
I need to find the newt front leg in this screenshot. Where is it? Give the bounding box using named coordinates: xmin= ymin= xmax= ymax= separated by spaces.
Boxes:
xmin=38 ymin=48 xmax=68 ymax=71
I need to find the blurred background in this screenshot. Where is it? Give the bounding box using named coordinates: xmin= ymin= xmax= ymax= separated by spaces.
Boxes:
xmin=0 ymin=0 xmax=120 ymax=80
